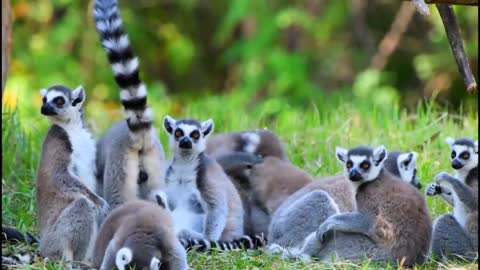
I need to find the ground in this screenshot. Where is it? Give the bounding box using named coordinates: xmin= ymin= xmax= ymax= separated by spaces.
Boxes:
xmin=1 ymin=93 xmax=478 ymax=269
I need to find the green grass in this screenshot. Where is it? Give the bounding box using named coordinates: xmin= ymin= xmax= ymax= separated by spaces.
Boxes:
xmin=2 ymin=92 xmax=478 ymax=269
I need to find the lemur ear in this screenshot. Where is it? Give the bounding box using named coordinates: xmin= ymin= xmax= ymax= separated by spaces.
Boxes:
xmin=40 ymin=88 xmax=48 ymax=97
xmin=373 ymin=145 xmax=387 ymax=166
xmin=150 ymin=257 xmax=161 ymax=270
xmin=163 ymin=115 xmax=175 ymax=134
xmin=399 ymin=151 xmax=417 ymax=169
xmin=71 ymin=85 xmax=85 ymax=107
xmin=335 ymin=147 xmax=348 ymax=163
xmin=116 ymin=247 xmax=133 ymax=269
xmin=201 ymin=119 xmax=214 ymax=136
xmin=445 ymin=137 xmax=455 ymax=147
xmin=474 ymin=140 xmax=478 ymax=154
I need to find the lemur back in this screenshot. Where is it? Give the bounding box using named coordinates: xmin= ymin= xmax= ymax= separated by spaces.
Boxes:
xmin=93 ymin=0 xmax=166 ymax=209
xmin=36 ymin=85 xmax=109 ymax=263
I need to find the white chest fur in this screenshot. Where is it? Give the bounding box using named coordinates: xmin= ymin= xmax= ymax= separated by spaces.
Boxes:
xmin=65 ymin=124 xmax=97 ymax=193
xmin=166 ymin=159 xmax=207 ymax=232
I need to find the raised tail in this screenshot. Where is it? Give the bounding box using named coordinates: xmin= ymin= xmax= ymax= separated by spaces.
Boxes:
xmin=93 ymin=0 xmax=152 ymax=132
xmin=179 ymin=234 xmax=267 ymax=252
xmin=1 ymin=225 xmax=39 ymax=244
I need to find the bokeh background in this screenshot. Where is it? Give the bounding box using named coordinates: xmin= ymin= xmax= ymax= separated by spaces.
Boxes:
xmin=2 ymin=0 xmax=478 ymax=135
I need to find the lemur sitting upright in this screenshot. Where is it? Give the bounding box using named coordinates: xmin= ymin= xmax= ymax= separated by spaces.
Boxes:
xmin=426 ymin=137 xmax=478 ymax=259
xmin=36 ymin=85 xmax=110 ymax=263
xmin=163 ymin=116 xmax=245 ymax=242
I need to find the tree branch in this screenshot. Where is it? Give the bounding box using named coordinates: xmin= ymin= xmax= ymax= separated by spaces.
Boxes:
xmin=404 ymin=0 xmax=478 ymax=6
xmin=436 ymin=4 xmax=477 ymax=93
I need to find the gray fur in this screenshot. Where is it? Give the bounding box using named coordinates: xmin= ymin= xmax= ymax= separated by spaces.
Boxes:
xmin=37 ymin=86 xmax=109 ymax=263
xmin=163 ymin=116 xmax=245 ymax=242
xmin=430 ymin=214 xmax=476 ymax=260
xmin=92 ymin=200 xmax=188 ymax=270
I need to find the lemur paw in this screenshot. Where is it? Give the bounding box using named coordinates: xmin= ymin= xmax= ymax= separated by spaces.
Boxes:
xmin=316 ymin=223 xmax=333 ymax=243
xmin=426 ymin=183 xmax=442 ymax=196
xmin=177 ymin=229 xmax=203 ymax=241
xmin=435 ymin=172 xmax=453 ymax=183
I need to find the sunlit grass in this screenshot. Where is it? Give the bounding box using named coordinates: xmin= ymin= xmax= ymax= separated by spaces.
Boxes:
xmin=2 ymin=92 xmax=478 ymax=269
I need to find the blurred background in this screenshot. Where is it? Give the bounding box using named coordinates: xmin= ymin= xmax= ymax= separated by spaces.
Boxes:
xmin=2 ymin=0 xmax=478 ymax=134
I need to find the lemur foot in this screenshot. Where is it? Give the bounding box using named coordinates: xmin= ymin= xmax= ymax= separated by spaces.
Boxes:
xmin=426 ymin=183 xmax=442 ymax=196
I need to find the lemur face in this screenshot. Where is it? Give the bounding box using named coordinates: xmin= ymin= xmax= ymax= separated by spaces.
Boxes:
xmin=39 ymin=85 xmax=85 ymax=120
xmin=445 ymin=137 xmax=478 ymax=172
xmin=396 ymin=152 xmax=421 ymax=189
xmin=163 ymin=115 xmax=214 ymax=156
xmin=336 ymin=145 xmax=387 ymax=184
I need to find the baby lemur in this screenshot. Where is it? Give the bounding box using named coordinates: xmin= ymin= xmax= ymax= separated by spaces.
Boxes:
xmin=293 ymin=145 xmax=432 ymax=266
xmin=163 ymin=116 xmax=244 ymax=242
xmin=37 ymin=85 xmax=110 ymax=263
xmin=94 ymin=0 xmax=167 ymax=209
xmin=427 ymin=137 xmax=478 ymax=259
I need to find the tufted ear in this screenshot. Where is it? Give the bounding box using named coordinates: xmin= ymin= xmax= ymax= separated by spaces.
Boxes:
xmin=445 ymin=137 xmax=455 ymax=148
xmin=335 ymin=147 xmax=347 ymax=163
xmin=399 ymin=151 xmax=418 ymax=169
xmin=201 ymin=119 xmax=214 ymax=137
xmin=150 ymin=257 xmax=161 ymax=270
xmin=40 ymin=88 xmax=48 ymax=97
xmin=373 ymin=145 xmax=387 ymax=166
xmin=71 ymin=85 xmax=85 ymax=107
xmin=474 ymin=140 xmax=478 ymax=154
xmin=116 ymin=247 xmax=133 ymax=269
xmin=163 ymin=115 xmax=176 ymax=134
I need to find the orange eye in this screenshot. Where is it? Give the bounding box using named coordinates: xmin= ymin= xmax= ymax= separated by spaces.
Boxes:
xmin=361 ymin=162 xmax=370 ymax=170
xmin=192 ymin=132 xmax=200 ymax=139
xmin=346 ymin=161 xmax=353 ymax=169
xmin=175 ymin=131 xmax=182 ymax=137
xmin=54 ymin=97 xmax=65 ymax=106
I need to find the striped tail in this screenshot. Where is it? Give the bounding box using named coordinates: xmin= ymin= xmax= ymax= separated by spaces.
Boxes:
xmin=93 ymin=0 xmax=152 ymax=132
xmin=2 ymin=225 xmax=39 ymax=244
xmin=179 ymin=234 xmax=267 ymax=252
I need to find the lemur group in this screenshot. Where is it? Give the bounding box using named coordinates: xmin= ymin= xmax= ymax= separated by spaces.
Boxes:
xmin=2 ymin=0 xmax=478 ymax=269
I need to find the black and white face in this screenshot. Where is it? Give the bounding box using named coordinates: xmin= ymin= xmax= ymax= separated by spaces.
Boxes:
xmin=446 ymin=137 xmax=478 ymax=172
xmin=163 ymin=115 xmax=214 ymax=156
xmin=396 ymin=152 xmax=421 ymax=189
xmin=39 ymin=85 xmax=85 ymax=121
xmin=336 ymin=145 xmax=387 ymax=184
xmin=115 ymin=246 xmax=161 ymax=270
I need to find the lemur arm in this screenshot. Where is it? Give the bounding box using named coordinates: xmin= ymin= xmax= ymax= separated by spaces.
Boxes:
xmin=435 ymin=172 xmax=478 ymax=211
xmin=203 ymin=193 xmax=228 ymax=241
xmin=160 ymin=241 xmax=188 ymax=270
xmin=316 ymin=211 xmax=376 ymax=243
xmin=426 ymin=183 xmax=454 ymax=206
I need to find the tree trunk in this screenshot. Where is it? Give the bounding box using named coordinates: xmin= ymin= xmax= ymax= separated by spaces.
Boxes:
xmin=2 ymin=0 xmax=11 ymax=97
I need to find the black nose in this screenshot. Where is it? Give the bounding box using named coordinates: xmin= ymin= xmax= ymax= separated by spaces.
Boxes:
xmin=349 ymin=169 xmax=363 ymax=182
xmin=451 ymin=159 xmax=463 ymax=169
xmin=41 ymin=103 xmax=57 ymax=116
xmin=179 ymin=137 xmax=192 ymax=149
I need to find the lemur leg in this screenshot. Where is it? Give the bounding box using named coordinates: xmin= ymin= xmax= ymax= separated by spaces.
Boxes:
xmin=431 ymin=213 xmax=474 ymax=259
xmin=40 ymin=197 xmax=96 ymax=262
xmin=426 ymin=183 xmax=454 ymax=206
xmin=203 ymin=198 xmax=228 ymax=241
xmin=435 ymin=173 xmax=478 ymax=210
xmin=100 ymin=239 xmax=116 ymax=270
xmin=315 ymin=211 xmax=376 ymax=243
xmin=268 ymin=190 xmax=339 ymax=248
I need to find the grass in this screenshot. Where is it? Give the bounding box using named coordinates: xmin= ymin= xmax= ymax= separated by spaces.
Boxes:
xmin=1 ymin=91 xmax=478 ymax=269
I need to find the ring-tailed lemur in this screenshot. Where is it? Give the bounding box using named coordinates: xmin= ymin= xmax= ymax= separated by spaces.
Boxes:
xmin=2 ymin=225 xmax=39 ymax=244
xmin=163 ymin=116 xmax=245 ymax=242
xmin=268 ymin=150 xmax=423 ymax=248
xmin=92 ymin=198 xmax=188 ymax=270
xmin=93 ymin=0 xmax=167 ymax=209
xmin=37 ymin=85 xmax=110 ymax=263
xmin=207 ymin=129 xmax=288 ymax=161
xmin=427 ymin=137 xmax=478 ymax=259
xmin=292 ymin=146 xmax=432 ymax=266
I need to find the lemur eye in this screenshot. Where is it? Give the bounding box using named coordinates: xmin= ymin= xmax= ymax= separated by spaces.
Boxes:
xmin=54 ymin=97 xmax=65 ymax=106
xmin=174 ymin=130 xmax=182 ymax=138
xmin=460 ymin=152 xmax=470 ymax=160
xmin=346 ymin=161 xmax=353 ymax=169
xmin=451 ymin=151 xmax=456 ymax=159
xmin=191 ymin=131 xmax=200 ymax=140
xmin=361 ymin=162 xmax=370 ymax=170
